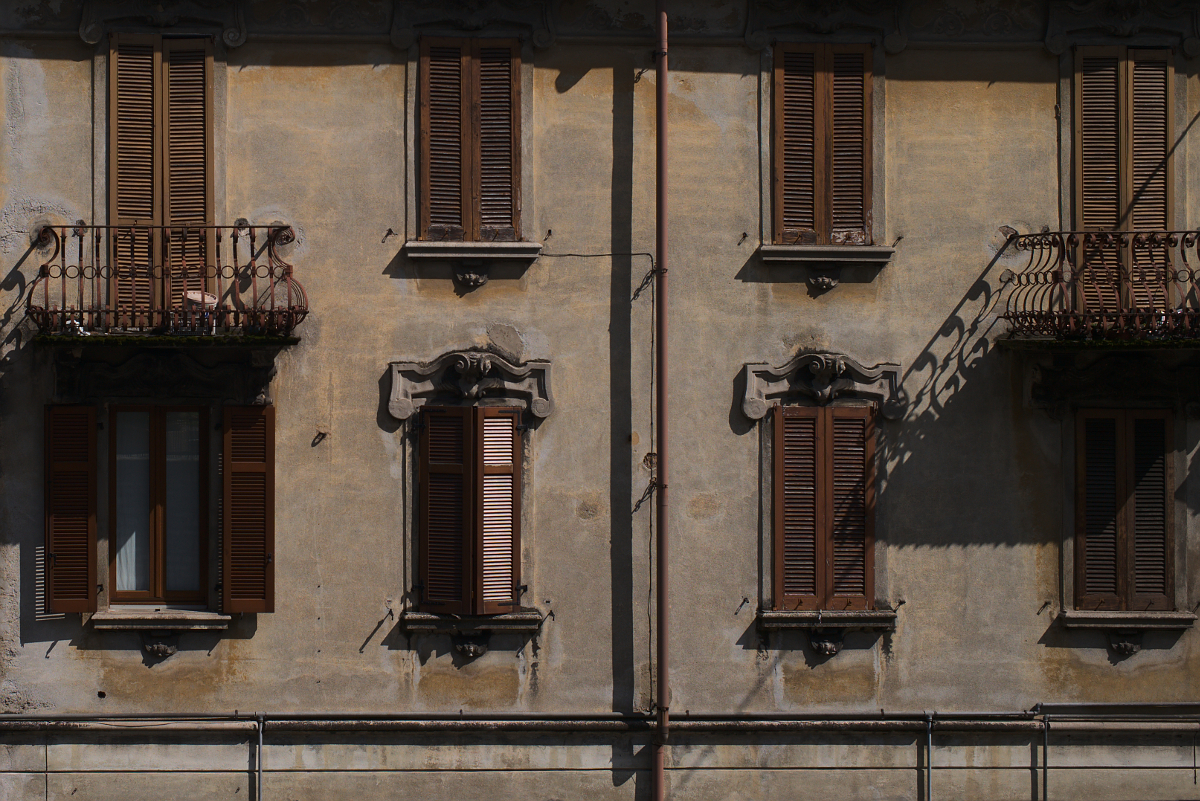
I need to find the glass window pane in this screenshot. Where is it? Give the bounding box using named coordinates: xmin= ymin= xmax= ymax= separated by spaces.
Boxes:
xmin=164 ymin=411 xmax=201 ymax=593
xmin=114 ymin=412 xmax=150 ymax=593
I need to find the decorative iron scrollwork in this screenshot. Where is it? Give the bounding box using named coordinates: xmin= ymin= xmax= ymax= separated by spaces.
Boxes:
xmin=389 ymin=349 xmax=554 ymax=421
xmin=741 ymin=352 xmax=904 ymax=421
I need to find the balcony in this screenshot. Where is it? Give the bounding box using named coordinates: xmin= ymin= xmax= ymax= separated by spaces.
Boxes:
xmin=1000 ymin=230 xmax=1200 ymax=345
xmin=27 ymin=224 xmax=308 ymax=341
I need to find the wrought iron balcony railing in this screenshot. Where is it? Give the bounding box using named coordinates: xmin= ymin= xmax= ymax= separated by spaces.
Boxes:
xmin=27 ymin=224 xmax=308 ymax=337
xmin=1000 ymin=230 xmax=1200 ymax=341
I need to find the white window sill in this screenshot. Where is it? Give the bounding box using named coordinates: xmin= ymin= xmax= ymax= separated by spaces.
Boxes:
xmin=402 ymin=241 xmax=543 ymax=263
xmin=90 ymin=608 xmax=232 ymax=632
xmin=1058 ymin=610 xmax=1196 ymax=631
xmin=758 ymin=244 xmax=895 ymax=266
xmin=399 ymin=610 xmax=545 ymax=635
xmin=757 ymin=609 xmax=898 ymax=631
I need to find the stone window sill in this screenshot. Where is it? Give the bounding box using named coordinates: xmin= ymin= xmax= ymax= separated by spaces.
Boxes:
xmin=758 ymin=244 xmax=894 ymax=291
xmin=757 ymin=609 xmax=897 ymax=631
xmin=1057 ymin=610 xmax=1196 ymax=631
xmin=399 ymin=610 xmax=546 ymax=635
xmin=89 ymin=608 xmax=232 ymax=632
xmin=402 ymin=241 xmax=543 ymax=287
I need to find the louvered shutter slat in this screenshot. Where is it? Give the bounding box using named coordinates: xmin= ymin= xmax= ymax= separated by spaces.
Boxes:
xmin=479 ymin=410 xmax=520 ymax=613
xmin=422 ymin=44 xmax=466 ymax=241
xmin=1077 ymin=55 xmax=1122 ymax=315
xmin=775 ymin=407 xmax=820 ymax=609
xmin=829 ymin=49 xmax=870 ymax=245
xmin=1129 ymin=53 xmax=1171 ymax=311
xmin=420 ymin=407 xmax=472 ymax=613
xmin=223 ymin=406 xmax=275 ymax=613
xmin=45 ymin=407 xmax=97 ymax=613
xmin=1130 ymin=415 xmax=1171 ymax=609
xmin=779 ymin=49 xmax=818 ymax=244
xmin=477 ymin=46 xmax=518 ymax=242
xmin=829 ymin=408 xmax=872 ymax=607
xmin=1078 ymin=414 xmax=1121 ymax=608
xmin=164 ymin=41 xmax=210 ymax=308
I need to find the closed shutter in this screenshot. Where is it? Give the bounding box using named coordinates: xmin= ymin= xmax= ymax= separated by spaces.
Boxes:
xmin=1128 ymin=50 xmax=1172 ymax=311
xmin=1075 ymin=50 xmax=1123 ymax=316
xmin=478 ymin=408 xmax=521 ymax=613
xmin=476 ymin=42 xmax=520 ymax=242
xmin=109 ymin=34 xmax=161 ymax=326
xmin=45 ymin=406 xmax=97 ymax=613
xmin=774 ymin=406 xmax=822 ymax=609
xmin=1128 ymin=411 xmax=1172 ymax=610
xmin=419 ymin=407 xmax=473 ymax=613
xmin=163 ymin=39 xmax=212 ymax=308
xmin=775 ymin=45 xmax=819 ymax=245
xmin=1076 ymin=411 xmax=1123 ymax=609
xmin=222 ymin=406 xmax=275 ymax=613
xmin=420 ymin=40 xmax=467 ymax=241
xmin=828 ymin=406 xmax=873 ymax=609
xmin=827 ymin=44 xmax=872 ymax=246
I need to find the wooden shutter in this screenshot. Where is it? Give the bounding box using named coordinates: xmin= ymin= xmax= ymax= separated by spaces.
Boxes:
xmin=419 ymin=407 xmax=473 ymax=613
xmin=45 ymin=406 xmax=97 ymax=613
xmin=420 ymin=40 xmax=468 ymax=241
xmin=827 ymin=44 xmax=872 ymax=245
xmin=1076 ymin=411 xmax=1123 ymax=609
xmin=109 ymin=34 xmax=161 ymax=325
xmin=774 ymin=45 xmax=819 ymax=245
xmin=222 ymin=406 xmax=275 ymax=613
xmin=774 ymin=406 xmax=822 ymax=609
xmin=1128 ymin=411 xmax=1172 ymax=610
xmin=478 ymin=408 xmax=521 ymax=614
xmin=1128 ymin=50 xmax=1172 ymax=311
xmin=163 ymin=39 xmax=212 ymax=308
xmin=475 ymin=42 xmax=520 ymax=242
xmin=1075 ymin=50 xmax=1123 ymax=316
xmin=828 ymin=406 xmax=873 ymax=609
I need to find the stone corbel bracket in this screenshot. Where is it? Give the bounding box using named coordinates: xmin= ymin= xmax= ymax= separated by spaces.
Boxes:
xmin=742 ymin=352 xmax=904 ymax=421
xmin=388 ymin=349 xmax=553 ymax=421
xmin=80 ymin=0 xmax=247 ymax=47
xmin=391 ymin=0 xmax=556 ymax=49
xmin=746 ymin=0 xmax=907 ymax=53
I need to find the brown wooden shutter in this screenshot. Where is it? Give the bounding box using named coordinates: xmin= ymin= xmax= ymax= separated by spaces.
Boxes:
xmin=109 ymin=34 xmax=161 ymax=325
xmin=163 ymin=38 xmax=212 ymax=308
xmin=1076 ymin=410 xmax=1123 ymax=610
xmin=1128 ymin=49 xmax=1172 ymax=311
xmin=475 ymin=42 xmax=520 ymax=242
xmin=45 ymin=406 xmax=97 ymax=613
xmin=1128 ymin=411 xmax=1172 ymax=611
xmin=222 ymin=406 xmax=275 ymax=613
xmin=828 ymin=406 xmax=874 ymax=609
xmin=774 ymin=45 xmax=820 ymax=245
xmin=774 ymin=406 xmax=822 ymax=610
xmin=478 ymin=407 xmax=521 ymax=614
xmin=420 ymin=40 xmax=468 ymax=241
xmin=827 ymin=44 xmax=872 ymax=245
xmin=419 ymin=407 xmax=473 ymax=613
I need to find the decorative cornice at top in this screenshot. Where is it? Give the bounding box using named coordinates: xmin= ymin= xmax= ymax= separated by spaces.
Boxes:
xmin=746 ymin=0 xmax=909 ymax=53
xmin=388 ymin=349 xmax=554 ymax=421
xmin=1045 ymin=0 xmax=1200 ymax=55
xmin=389 ymin=0 xmax=555 ymax=49
xmin=80 ymin=0 xmax=247 ymax=46
xmin=742 ymin=351 xmax=905 ymax=421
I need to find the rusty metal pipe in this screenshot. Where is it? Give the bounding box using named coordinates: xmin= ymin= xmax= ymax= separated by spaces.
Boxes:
xmin=653 ymin=1 xmax=670 ymax=800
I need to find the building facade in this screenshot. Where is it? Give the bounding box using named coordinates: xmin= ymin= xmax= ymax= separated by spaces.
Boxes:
xmin=2 ymin=0 xmax=1200 ymax=798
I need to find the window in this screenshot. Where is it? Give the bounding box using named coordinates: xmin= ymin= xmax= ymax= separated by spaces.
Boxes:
xmin=418 ymin=38 xmax=520 ymax=242
xmin=417 ymin=406 xmax=521 ymax=615
xmin=772 ymin=43 xmax=872 ymax=246
xmin=1074 ymin=47 xmax=1172 ymax=310
xmin=45 ymin=405 xmax=275 ymax=614
xmin=1075 ymin=409 xmax=1173 ymax=611
xmin=772 ymin=405 xmax=875 ymax=610
xmin=109 ymin=33 xmax=212 ymax=324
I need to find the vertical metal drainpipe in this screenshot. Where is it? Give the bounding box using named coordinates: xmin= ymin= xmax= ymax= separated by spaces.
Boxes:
xmin=925 ymin=715 xmax=933 ymax=801
xmin=257 ymin=713 xmax=264 ymax=801
xmin=1042 ymin=716 xmax=1049 ymax=801
xmin=652 ymin=1 xmax=670 ymax=799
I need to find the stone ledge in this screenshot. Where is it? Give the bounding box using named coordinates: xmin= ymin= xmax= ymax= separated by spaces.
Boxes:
xmin=90 ymin=609 xmax=232 ymax=632
xmin=399 ymin=610 xmax=545 ymax=635
xmin=1057 ymin=610 xmax=1196 ymax=631
xmin=757 ymin=609 xmax=898 ymax=631
xmin=402 ymin=241 xmax=544 ymax=262
xmin=758 ymin=244 xmax=895 ymax=265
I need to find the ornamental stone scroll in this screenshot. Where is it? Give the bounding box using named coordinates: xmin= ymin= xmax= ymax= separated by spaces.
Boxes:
xmin=741 ymin=352 xmax=904 ymax=421
xmin=388 ymin=350 xmax=553 ymax=421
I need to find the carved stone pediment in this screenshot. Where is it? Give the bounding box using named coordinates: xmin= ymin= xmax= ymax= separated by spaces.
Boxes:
xmin=1045 ymin=0 xmax=1200 ymax=55
xmin=390 ymin=0 xmax=555 ymax=49
xmin=742 ymin=351 xmax=904 ymax=421
xmin=80 ymin=0 xmax=247 ymax=46
xmin=746 ymin=0 xmax=907 ymax=53
xmin=388 ymin=349 xmax=553 ymax=421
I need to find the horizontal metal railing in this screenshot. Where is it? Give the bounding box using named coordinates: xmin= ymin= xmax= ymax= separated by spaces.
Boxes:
xmin=1000 ymin=230 xmax=1200 ymax=340
xmin=27 ymin=223 xmax=308 ymax=336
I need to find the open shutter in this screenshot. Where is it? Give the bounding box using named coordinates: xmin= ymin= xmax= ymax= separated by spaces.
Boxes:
xmin=223 ymin=406 xmax=275 ymax=613
xmin=828 ymin=406 xmax=873 ymax=609
xmin=774 ymin=406 xmax=822 ymax=609
xmin=774 ymin=45 xmax=820 ymax=245
xmin=45 ymin=406 xmax=97 ymax=613
xmin=420 ymin=407 xmax=473 ymax=613
xmin=478 ymin=408 xmax=521 ymax=614
xmin=1076 ymin=411 xmax=1123 ymax=610
xmin=163 ymin=38 xmax=212 ymax=310
xmin=1128 ymin=50 xmax=1172 ymax=311
xmin=1075 ymin=49 xmax=1124 ymax=316
xmin=827 ymin=44 xmax=872 ymax=245
xmin=475 ymin=42 xmax=519 ymax=242
xmin=1128 ymin=411 xmax=1172 ymax=611
xmin=420 ymin=40 xmax=468 ymax=241
xmin=109 ymin=33 xmax=161 ymax=326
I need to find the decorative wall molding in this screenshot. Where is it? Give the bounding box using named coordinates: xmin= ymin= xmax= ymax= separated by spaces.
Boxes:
xmin=1029 ymin=353 xmax=1200 ymax=415
xmin=388 ymin=349 xmax=553 ymax=421
xmin=746 ymin=0 xmax=908 ymax=53
xmin=79 ymin=0 xmax=247 ymax=46
xmin=1045 ymin=0 xmax=1200 ymax=55
xmin=390 ymin=0 xmax=555 ymax=49
xmin=742 ymin=351 xmax=904 ymax=421
xmin=53 ymin=348 xmax=276 ymax=404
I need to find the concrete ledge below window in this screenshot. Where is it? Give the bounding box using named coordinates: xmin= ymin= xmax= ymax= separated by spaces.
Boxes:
xmin=402 ymin=241 xmax=543 ymax=287
xmin=90 ymin=609 xmax=232 ymax=632
xmin=399 ymin=610 xmax=545 ymax=635
xmin=757 ymin=609 xmax=898 ymax=631
xmin=1058 ymin=610 xmax=1196 ymax=631
xmin=758 ymin=244 xmax=895 ymax=266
